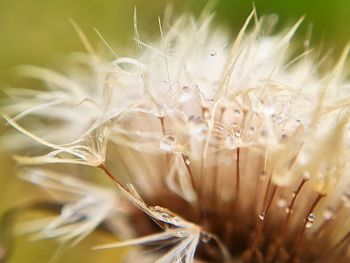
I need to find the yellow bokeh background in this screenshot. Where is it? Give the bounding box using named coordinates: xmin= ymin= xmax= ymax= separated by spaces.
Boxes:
xmin=1 ymin=0 xmax=350 ymax=262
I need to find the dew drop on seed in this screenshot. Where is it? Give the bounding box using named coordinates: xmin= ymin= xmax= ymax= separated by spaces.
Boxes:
xmin=225 ymin=135 xmax=236 ymax=149
xmin=201 ymin=232 xmax=212 ymax=243
xmin=160 ymin=135 xmax=176 ymax=152
xmin=209 ymin=50 xmax=217 ymax=56
xmin=235 ymin=130 xmax=241 ymax=139
xmin=182 ymin=86 xmax=189 ymax=92
xmin=234 ymin=109 xmax=241 ymax=116
xmin=161 ymin=213 xmax=171 ymax=222
xmin=184 ymin=156 xmax=191 ymax=165
xmin=308 ymin=213 xmax=315 ymax=222
xmin=292 ymin=191 xmax=297 ymax=198
xmin=277 ymin=198 xmax=287 ymax=208
xmin=285 ymin=207 xmax=291 ymax=214
xmin=232 ymin=122 xmax=237 ymax=128
xmin=259 ymin=212 xmax=265 ymax=221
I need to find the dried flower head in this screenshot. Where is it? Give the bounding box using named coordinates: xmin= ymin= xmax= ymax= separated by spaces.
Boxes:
xmin=2 ymin=9 xmax=350 ymax=263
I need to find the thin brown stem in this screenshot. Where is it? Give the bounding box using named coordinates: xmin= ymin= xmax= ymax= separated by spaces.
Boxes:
xmin=291 ymin=193 xmax=325 ymax=262
xmin=98 ymin=163 xmax=130 ymax=194
xmin=159 ymin=116 xmax=166 ymax=135
xmin=323 ymin=228 xmax=350 ymax=263
xmin=181 ymin=154 xmax=197 ymax=195
xmin=251 ymin=185 xmax=278 ymax=250
xmin=235 ymin=147 xmax=241 ymax=204
xmin=274 ymin=178 xmax=308 ymax=261
xmin=212 ymin=107 xmax=225 ymax=209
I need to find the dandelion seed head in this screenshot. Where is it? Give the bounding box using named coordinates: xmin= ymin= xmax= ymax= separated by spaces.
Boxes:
xmin=2 ymin=9 xmax=350 ymax=263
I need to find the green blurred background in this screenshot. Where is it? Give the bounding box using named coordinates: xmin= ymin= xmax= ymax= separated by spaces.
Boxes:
xmin=1 ymin=0 xmax=350 ymax=262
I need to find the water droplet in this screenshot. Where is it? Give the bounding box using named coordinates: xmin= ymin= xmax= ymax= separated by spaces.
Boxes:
xmin=161 ymin=213 xmax=171 ymax=223
xmin=292 ymin=191 xmax=297 ymax=198
xmin=235 ymin=130 xmax=241 ymax=139
xmin=277 ymin=198 xmax=287 ymax=208
xmin=281 ymin=134 xmax=288 ymax=140
xmin=159 ymin=135 xmax=176 ymax=152
xmin=234 ymin=109 xmax=241 ymax=116
xmin=308 ymin=213 xmax=315 ymax=222
xmin=285 ymin=207 xmax=292 ymax=214
xmin=184 ymin=155 xmax=191 ymax=165
xmin=259 ymin=212 xmax=265 ymax=221
xmin=323 ymin=209 xmax=333 ymax=220
xmin=232 ymin=122 xmax=237 ymax=128
xmin=200 ymin=232 xmax=212 ymax=243
xmin=248 ymin=126 xmax=256 ymax=135
xmin=306 ymin=213 xmax=315 ymax=228
xmin=209 ymin=49 xmax=217 ymax=56
xmin=225 ymin=135 xmax=236 ymax=149
xmin=182 ymin=86 xmax=189 ymax=92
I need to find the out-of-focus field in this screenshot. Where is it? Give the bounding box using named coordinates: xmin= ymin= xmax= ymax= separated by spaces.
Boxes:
xmin=1 ymin=0 xmax=350 ymax=262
